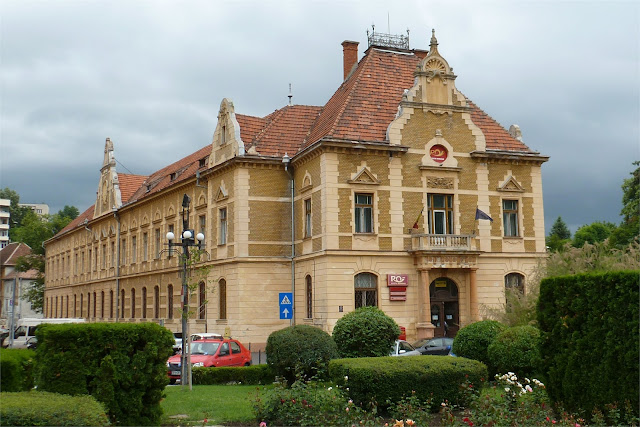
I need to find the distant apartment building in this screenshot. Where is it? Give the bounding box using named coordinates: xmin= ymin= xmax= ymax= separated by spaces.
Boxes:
xmin=0 ymin=199 xmax=10 ymax=249
xmin=19 ymin=203 xmax=49 ymax=216
xmin=0 ymin=243 xmax=41 ymax=325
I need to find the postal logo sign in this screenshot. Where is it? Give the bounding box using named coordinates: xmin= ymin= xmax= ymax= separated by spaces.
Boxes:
xmin=430 ymin=144 xmax=448 ymax=163
xmin=387 ymin=274 xmax=408 ymax=287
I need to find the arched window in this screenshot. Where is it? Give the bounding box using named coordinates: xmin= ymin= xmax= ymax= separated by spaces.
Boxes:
xmin=109 ymin=290 xmax=114 ymax=318
xmin=167 ymin=284 xmax=174 ymax=319
xmin=505 ymin=273 xmax=525 ymax=306
xmin=93 ymin=292 xmax=97 ymax=318
xmin=154 ymin=286 xmax=160 ymax=319
xmin=198 ymin=282 xmax=206 ymax=320
xmin=55 ymin=296 xmax=58 ymax=318
xmin=87 ymin=292 xmax=91 ymax=318
xmin=142 ymin=287 xmax=147 ymax=319
xmin=354 ymin=273 xmax=377 ymax=308
xmin=120 ymin=289 xmax=125 ymax=319
xmin=219 ymin=279 xmax=227 ymax=320
xmin=101 ymin=291 xmax=105 ymax=318
xmin=305 ymin=275 xmax=313 ymax=318
xmin=74 ymin=294 xmax=77 ymax=317
xmin=131 ymin=288 xmax=136 ymax=318
xmin=65 ymin=295 xmax=69 ymax=318
xmin=80 ymin=293 xmax=84 ymax=318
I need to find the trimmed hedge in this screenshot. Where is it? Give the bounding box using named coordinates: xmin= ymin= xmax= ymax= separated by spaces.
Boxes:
xmin=452 ymin=319 xmax=506 ymax=374
xmin=538 ymin=270 xmax=639 ymax=419
xmin=332 ymin=306 xmax=401 ymax=358
xmin=266 ymin=325 xmax=338 ymax=384
xmin=192 ymin=364 xmax=275 ymax=385
xmin=35 ymin=322 xmax=174 ymax=426
xmin=329 ymin=355 xmax=487 ymax=411
xmin=0 ymin=348 xmax=35 ymax=392
xmin=0 ymin=391 xmax=109 ymax=426
xmin=487 ymin=325 xmax=541 ymax=379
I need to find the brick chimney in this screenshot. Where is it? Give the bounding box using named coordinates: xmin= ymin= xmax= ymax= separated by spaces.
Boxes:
xmin=341 ymin=40 xmax=359 ymax=80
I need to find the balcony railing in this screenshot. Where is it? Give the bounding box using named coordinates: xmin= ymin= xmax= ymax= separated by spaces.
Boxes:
xmin=410 ymin=234 xmax=475 ymax=251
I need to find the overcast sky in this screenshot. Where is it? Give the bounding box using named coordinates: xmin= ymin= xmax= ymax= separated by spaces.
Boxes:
xmin=1 ymin=1 xmax=638 ymax=233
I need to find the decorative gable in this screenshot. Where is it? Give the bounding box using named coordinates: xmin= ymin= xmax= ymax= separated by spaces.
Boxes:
xmin=301 ymin=171 xmax=313 ymax=193
xmin=216 ymin=183 xmax=229 ymax=202
xmin=94 ymin=138 xmax=124 ymax=219
xmin=348 ymin=167 xmax=380 ymax=185
xmin=498 ymin=175 xmax=525 ymax=192
xmin=210 ymin=98 xmax=245 ymax=168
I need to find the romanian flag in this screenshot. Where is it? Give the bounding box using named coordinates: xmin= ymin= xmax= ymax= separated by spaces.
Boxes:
xmin=475 ymin=208 xmax=493 ymax=222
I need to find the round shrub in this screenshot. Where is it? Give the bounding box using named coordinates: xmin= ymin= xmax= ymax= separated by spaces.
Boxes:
xmin=266 ymin=325 xmax=338 ymax=384
xmin=487 ymin=325 xmax=541 ymax=379
xmin=452 ymin=319 xmax=506 ymax=371
xmin=332 ymin=306 xmax=401 ymax=358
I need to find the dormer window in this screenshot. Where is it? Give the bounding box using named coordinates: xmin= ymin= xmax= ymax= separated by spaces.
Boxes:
xmin=221 ymin=125 xmax=226 ymax=145
xmin=199 ymin=157 xmax=208 ymax=168
xmin=170 ymin=173 xmax=176 ymax=181
xmin=146 ymin=185 xmax=151 ymax=193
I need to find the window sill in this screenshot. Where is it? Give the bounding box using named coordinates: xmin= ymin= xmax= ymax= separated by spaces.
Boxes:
xmin=354 ymin=232 xmax=377 ymax=236
xmin=503 ymin=236 xmax=523 ymax=240
xmin=216 ymin=319 xmax=228 ymax=324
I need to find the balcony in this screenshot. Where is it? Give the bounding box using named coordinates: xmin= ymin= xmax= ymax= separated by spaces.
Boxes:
xmin=410 ymin=233 xmax=475 ymax=252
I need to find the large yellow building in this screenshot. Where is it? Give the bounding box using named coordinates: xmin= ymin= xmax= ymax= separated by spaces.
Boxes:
xmin=44 ymin=31 xmax=548 ymax=349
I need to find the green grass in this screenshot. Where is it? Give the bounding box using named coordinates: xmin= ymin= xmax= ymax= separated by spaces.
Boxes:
xmin=161 ymin=384 xmax=264 ymax=426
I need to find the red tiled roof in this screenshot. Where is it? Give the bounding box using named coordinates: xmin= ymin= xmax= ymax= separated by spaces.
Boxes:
xmin=119 ymin=174 xmax=148 ymax=203
xmin=241 ymin=105 xmax=322 ymax=156
xmin=236 ymin=114 xmax=268 ymax=144
xmin=467 ymin=100 xmax=530 ymax=151
xmin=3 ymin=268 xmax=39 ymax=280
xmin=0 ymin=242 xmax=32 ymax=266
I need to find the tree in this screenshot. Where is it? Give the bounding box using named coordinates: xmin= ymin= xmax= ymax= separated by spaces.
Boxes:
xmin=572 ymin=221 xmax=617 ymax=248
xmin=546 ymin=216 xmax=572 ymax=252
xmin=58 ymin=205 xmax=79 ymax=220
xmin=15 ymin=254 xmax=45 ymax=313
xmin=610 ymin=161 xmax=639 ymax=247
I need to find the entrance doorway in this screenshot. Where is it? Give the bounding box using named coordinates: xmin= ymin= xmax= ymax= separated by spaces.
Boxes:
xmin=429 ymin=277 xmax=459 ymax=338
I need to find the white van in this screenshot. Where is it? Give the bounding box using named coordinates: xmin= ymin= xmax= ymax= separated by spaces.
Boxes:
xmin=7 ymin=318 xmax=86 ymax=349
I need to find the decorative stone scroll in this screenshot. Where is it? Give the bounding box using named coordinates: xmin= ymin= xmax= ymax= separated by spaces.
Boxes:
xmin=426 ymin=176 xmax=454 ymax=189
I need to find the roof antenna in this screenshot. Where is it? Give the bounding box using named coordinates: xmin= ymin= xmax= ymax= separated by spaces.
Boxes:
xmin=387 ymin=12 xmax=390 ymax=34
xmin=288 ymin=83 xmax=293 ymax=106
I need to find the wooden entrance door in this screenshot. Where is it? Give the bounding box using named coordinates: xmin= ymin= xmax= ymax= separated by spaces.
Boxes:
xmin=429 ymin=278 xmax=460 ymax=338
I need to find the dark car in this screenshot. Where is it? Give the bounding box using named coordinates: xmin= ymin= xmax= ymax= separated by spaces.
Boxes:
xmin=412 ymin=337 xmax=454 ymax=355
xmin=166 ymin=337 xmax=251 ymax=384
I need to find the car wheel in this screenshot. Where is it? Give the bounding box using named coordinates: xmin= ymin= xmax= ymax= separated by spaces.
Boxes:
xmin=169 ymin=378 xmax=177 ymax=385
xmin=244 ymin=362 xmax=251 ymax=366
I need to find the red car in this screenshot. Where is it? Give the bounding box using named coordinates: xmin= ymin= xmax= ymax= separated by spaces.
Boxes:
xmin=167 ymin=337 xmax=251 ymax=384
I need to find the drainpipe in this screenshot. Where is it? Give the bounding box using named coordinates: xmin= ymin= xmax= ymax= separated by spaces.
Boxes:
xmin=114 ymin=211 xmax=121 ymax=322
xmin=282 ymin=154 xmax=295 ymax=325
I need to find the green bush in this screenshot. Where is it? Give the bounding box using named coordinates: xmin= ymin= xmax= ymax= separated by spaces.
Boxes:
xmin=0 ymin=348 xmax=35 ymax=392
xmin=329 ymin=355 xmax=487 ymax=411
xmin=332 ymin=306 xmax=400 ymax=358
xmin=538 ymin=270 xmax=639 ymax=420
xmin=266 ymin=325 xmax=338 ymax=385
xmin=0 ymin=391 xmax=109 ymax=426
xmin=35 ymin=322 xmax=174 ymax=426
xmin=192 ymin=364 xmax=275 ymax=385
xmin=487 ymin=325 xmax=541 ymax=379
xmin=452 ymin=319 xmax=506 ymax=373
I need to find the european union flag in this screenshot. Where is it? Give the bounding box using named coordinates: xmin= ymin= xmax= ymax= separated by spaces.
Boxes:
xmin=475 ymin=208 xmax=493 ymax=222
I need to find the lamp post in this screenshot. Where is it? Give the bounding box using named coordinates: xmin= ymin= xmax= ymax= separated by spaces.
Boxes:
xmin=166 ymin=194 xmax=204 ymax=390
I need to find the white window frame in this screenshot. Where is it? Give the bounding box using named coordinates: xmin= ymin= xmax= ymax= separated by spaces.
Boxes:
xmin=354 ymin=193 xmax=374 ymax=234
xmin=502 ymin=199 xmax=520 ymax=237
xmin=304 ymin=198 xmax=312 ymax=238
xmin=219 ymin=207 xmax=227 ymax=245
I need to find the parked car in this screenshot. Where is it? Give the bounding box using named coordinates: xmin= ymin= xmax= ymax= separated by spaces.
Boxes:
xmin=26 ymin=336 xmax=38 ymax=350
xmin=172 ymin=332 xmax=182 ymax=354
xmin=412 ymin=337 xmax=454 ymax=356
xmin=390 ymin=340 xmax=422 ymax=357
xmin=191 ymin=332 xmax=223 ymax=341
xmin=166 ymin=337 xmax=251 ymax=384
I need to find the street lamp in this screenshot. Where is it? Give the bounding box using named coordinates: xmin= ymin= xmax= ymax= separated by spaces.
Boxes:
xmin=165 ymin=194 xmax=205 ymax=390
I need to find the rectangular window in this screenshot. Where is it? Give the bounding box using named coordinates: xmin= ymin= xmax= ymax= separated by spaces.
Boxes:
xmin=155 ymin=228 xmax=160 ymax=260
xmin=88 ymin=249 xmax=92 ymax=272
xmin=94 ymin=247 xmax=98 ymax=271
xmin=306 ymin=276 xmax=313 ymax=318
xmin=111 ymin=242 xmax=115 ymax=267
xmin=74 ymin=253 xmax=78 ymax=275
xmin=427 ymin=194 xmax=454 ymax=234
xmin=354 ymin=193 xmax=373 ymax=233
xmin=219 ymin=280 xmax=227 ymax=320
xmin=143 ymin=232 xmax=148 ymax=261
xmin=503 ymin=200 xmax=519 ymax=237
xmin=304 ymin=199 xmax=312 ymax=238
xmin=102 ymin=245 xmax=106 ymax=269
xmin=219 ymin=208 xmax=227 ymax=245
xmin=199 ymin=215 xmax=206 ymax=235
xmin=121 ymin=238 xmax=126 ymax=264
xmin=221 ymin=125 xmax=226 ymax=144
xmin=81 ymin=251 xmax=85 ymax=273
xmin=132 ymin=236 xmax=137 ymax=263
xmin=168 ymin=225 xmax=174 ymax=257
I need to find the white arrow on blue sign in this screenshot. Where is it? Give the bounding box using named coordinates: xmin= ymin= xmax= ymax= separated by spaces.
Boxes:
xmin=279 ymin=292 xmax=293 ymax=319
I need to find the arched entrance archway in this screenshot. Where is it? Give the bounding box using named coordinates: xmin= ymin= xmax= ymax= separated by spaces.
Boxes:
xmin=429 ymin=277 xmax=459 ymax=337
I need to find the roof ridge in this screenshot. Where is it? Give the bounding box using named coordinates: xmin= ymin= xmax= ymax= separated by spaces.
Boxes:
xmin=253 ymin=106 xmax=289 ymax=144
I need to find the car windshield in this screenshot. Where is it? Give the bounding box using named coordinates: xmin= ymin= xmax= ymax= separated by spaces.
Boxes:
xmin=190 ymin=342 xmax=220 ymax=355
xmin=412 ymin=339 xmax=429 ymax=348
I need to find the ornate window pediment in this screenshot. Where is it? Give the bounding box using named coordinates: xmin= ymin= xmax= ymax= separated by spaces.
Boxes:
xmin=153 ymin=210 xmax=162 ymax=223
xmin=498 ymin=176 xmax=524 ymax=192
xmin=216 ymin=184 xmax=229 ymax=202
xmin=301 ymin=172 xmax=313 ymax=193
xmin=348 ymin=167 xmax=380 ymax=185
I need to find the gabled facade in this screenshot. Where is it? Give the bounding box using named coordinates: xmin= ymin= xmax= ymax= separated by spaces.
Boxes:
xmin=44 ymin=31 xmax=548 ymax=348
